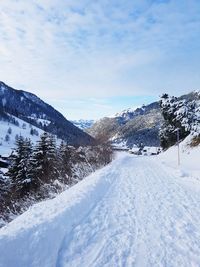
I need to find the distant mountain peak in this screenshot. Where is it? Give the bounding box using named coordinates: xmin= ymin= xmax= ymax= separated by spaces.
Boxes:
xmin=71 ymin=119 xmax=95 ymax=130
xmin=87 ymin=101 xmax=162 ymax=148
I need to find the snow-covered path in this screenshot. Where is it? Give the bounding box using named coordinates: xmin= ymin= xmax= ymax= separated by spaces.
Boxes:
xmin=1 ymin=154 xmax=200 ymax=267
xmin=56 ymin=156 xmax=200 ymax=267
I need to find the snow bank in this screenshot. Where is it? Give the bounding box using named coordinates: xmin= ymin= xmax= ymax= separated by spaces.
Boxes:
xmin=0 ymin=159 xmax=118 ymax=267
xmin=159 ymin=134 xmax=200 ymax=181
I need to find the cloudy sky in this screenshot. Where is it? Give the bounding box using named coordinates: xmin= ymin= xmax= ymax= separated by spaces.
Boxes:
xmin=0 ymin=0 xmax=200 ymax=119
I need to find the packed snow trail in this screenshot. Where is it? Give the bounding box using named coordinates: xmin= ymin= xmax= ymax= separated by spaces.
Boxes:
xmin=1 ymin=154 xmax=200 ymax=267
xmin=56 ymin=156 xmax=200 ymax=267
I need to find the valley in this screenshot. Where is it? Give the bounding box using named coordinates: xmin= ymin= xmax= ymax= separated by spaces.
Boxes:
xmin=0 ymin=82 xmax=199 ymax=267
xmin=0 ymin=1 xmax=200 ymax=266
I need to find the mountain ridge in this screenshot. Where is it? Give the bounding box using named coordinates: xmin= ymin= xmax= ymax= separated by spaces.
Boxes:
xmin=87 ymin=91 xmax=199 ymax=148
xmin=0 ymin=81 xmax=95 ymax=146
xmin=87 ymin=101 xmax=163 ymax=147
xmin=71 ymin=119 xmax=95 ymax=130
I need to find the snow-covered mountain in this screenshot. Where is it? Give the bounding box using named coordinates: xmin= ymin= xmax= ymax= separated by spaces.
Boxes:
xmin=0 ymin=81 xmax=95 ymax=146
xmin=87 ymin=92 xmax=200 ymax=149
xmin=71 ymin=119 xmax=95 ymax=130
xmin=87 ymin=101 xmax=163 ymax=148
xmin=113 ymin=104 xmax=150 ymax=122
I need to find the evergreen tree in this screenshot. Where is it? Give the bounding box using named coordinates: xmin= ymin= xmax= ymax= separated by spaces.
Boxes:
xmin=7 ymin=136 xmax=33 ymax=197
xmin=29 ymin=132 xmax=59 ymax=186
xmin=7 ymin=127 xmax=12 ymax=134
xmin=159 ymin=93 xmax=200 ymax=149
xmin=57 ymin=141 xmax=72 ymax=184
xmin=4 ymin=134 xmax=10 ymax=142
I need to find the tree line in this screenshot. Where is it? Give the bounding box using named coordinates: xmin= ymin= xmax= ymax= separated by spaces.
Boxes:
xmin=0 ymin=132 xmax=112 ymax=224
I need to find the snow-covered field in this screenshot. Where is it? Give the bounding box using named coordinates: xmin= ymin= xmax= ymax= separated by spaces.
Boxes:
xmin=0 ymin=138 xmax=200 ymax=267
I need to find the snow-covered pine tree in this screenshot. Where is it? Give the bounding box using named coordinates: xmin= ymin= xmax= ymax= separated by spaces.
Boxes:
xmin=7 ymin=127 xmax=12 ymax=135
xmin=159 ymin=94 xmax=187 ymax=148
xmin=159 ymin=93 xmax=200 ymax=149
xmin=29 ymin=132 xmax=59 ymax=187
xmin=7 ymin=136 xmax=33 ymax=197
xmin=191 ymin=102 xmax=200 ymax=134
xmin=57 ymin=141 xmax=72 ymax=185
xmin=4 ymin=134 xmax=10 ymax=142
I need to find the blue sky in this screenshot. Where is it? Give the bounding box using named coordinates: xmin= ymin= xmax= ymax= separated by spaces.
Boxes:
xmin=0 ymin=0 xmax=200 ymax=119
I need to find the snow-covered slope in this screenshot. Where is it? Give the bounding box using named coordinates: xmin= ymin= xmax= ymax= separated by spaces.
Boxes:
xmin=0 ymin=116 xmax=44 ymax=156
xmin=0 ymin=81 xmax=95 ymax=146
xmin=87 ymin=101 xmax=162 ymax=148
xmin=159 ymin=134 xmax=200 ymax=182
xmin=0 ymin=142 xmax=200 ymax=267
xmin=0 ymin=158 xmax=118 ymax=267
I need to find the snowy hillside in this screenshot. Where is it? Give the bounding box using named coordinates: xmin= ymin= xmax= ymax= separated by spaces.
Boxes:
xmin=0 ymin=137 xmax=199 ymax=267
xmin=87 ymin=101 xmax=163 ymax=148
xmin=0 ymin=116 xmax=44 ymax=156
xmin=0 ymin=81 xmax=95 ymax=146
xmin=159 ymin=134 xmax=200 ymax=182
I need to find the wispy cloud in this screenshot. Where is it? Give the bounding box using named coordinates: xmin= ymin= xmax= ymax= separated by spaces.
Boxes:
xmin=0 ymin=0 xmax=200 ymax=118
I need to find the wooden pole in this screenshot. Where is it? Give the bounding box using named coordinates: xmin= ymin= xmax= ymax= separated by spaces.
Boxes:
xmin=177 ymin=128 xmax=180 ymax=166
